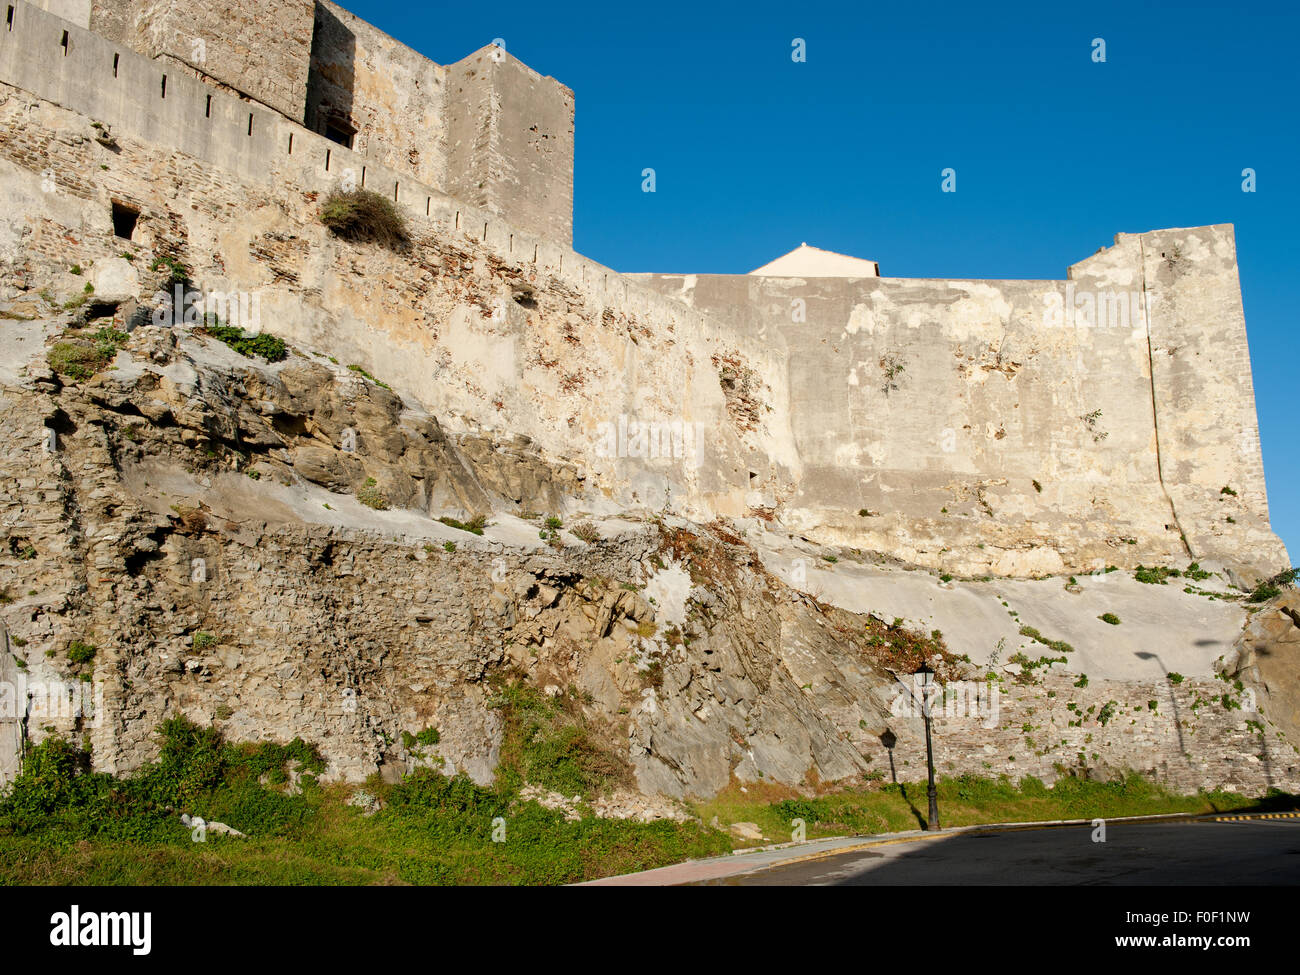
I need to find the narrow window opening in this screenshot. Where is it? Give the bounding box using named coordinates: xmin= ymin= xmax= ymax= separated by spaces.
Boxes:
xmin=287 ymin=132 xmax=293 ymax=154
xmin=325 ymin=148 xmax=331 ymax=171
xmin=161 ymin=74 xmax=166 ymax=98
xmin=111 ymin=202 xmax=139 ymax=241
xmin=112 ymin=52 xmax=118 ymax=77
xmin=204 ymin=94 xmax=211 ymax=118
xmin=393 ymin=181 xmax=398 ymax=202
xmin=6 ymin=7 xmax=13 ymax=31
xmin=247 ymin=113 xmax=253 ymax=136
xmin=425 ymin=197 xmax=430 ymax=216
xmin=508 ymin=233 xmax=513 ymax=252
xmin=323 ymin=120 xmax=354 ymax=149
xmin=454 ymin=211 xmax=460 ymax=230
xmin=360 ymin=166 xmax=366 ymax=187
xmin=482 ymin=222 xmax=487 ymax=240
xmin=60 ymin=30 xmax=68 ymax=55
xmin=533 ymin=244 xmax=538 ymax=263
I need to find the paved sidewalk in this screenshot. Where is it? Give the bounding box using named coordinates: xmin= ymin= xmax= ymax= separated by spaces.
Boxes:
xmin=576 ymin=811 xmax=1215 ymax=886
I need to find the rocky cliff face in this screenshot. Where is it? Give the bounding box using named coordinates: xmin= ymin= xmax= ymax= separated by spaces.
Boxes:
xmin=1 ymin=313 xmax=1296 ymax=799
xmin=0 ymin=66 xmax=1294 ymax=803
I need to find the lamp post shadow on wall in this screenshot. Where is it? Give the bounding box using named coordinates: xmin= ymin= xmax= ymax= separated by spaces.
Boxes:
xmin=880 ymin=727 xmax=925 ymax=830
xmin=917 ymin=661 xmax=941 ymax=831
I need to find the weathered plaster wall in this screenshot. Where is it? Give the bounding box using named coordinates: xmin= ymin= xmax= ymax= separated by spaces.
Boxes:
xmin=305 ymin=0 xmax=447 ymax=190
xmin=632 ymin=231 xmax=1288 ymax=582
xmin=1137 ymin=226 xmax=1280 ymax=578
xmin=24 ymin=0 xmax=89 ymax=27
xmin=445 ymin=47 xmax=575 ymax=247
xmin=90 ymin=0 xmax=315 ymax=121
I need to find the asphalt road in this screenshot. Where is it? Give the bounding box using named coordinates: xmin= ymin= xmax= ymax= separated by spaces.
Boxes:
xmin=705 ymin=819 xmax=1300 ymax=885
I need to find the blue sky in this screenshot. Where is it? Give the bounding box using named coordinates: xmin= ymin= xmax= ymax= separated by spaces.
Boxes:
xmin=350 ymin=0 xmax=1297 ymax=560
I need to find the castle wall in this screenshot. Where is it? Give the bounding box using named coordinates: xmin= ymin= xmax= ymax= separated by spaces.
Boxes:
xmin=445 ymin=47 xmax=575 ymax=247
xmin=633 ymin=232 xmax=1289 ymax=581
xmin=306 ymin=0 xmax=447 ymax=190
xmin=22 ymin=0 xmax=88 ymax=26
xmin=1139 ymin=226 xmax=1281 ymax=578
xmin=0 ymin=0 xmax=1287 ymax=582
xmin=89 ymin=0 xmax=314 ymax=122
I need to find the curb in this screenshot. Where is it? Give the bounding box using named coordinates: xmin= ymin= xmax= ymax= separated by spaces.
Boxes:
xmin=1212 ymin=811 xmax=1300 ymax=821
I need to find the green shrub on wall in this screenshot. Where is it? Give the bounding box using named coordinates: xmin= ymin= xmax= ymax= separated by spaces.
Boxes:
xmin=320 ymin=189 xmax=409 ymax=250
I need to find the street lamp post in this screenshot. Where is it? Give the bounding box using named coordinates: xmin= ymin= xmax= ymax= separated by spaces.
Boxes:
xmin=916 ymin=661 xmax=941 ymax=831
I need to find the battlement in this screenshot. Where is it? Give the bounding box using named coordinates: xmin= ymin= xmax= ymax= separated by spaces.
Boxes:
xmin=16 ymin=0 xmax=576 ymax=243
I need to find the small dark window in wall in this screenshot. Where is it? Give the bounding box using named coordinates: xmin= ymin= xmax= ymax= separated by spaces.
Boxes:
xmin=393 ymin=182 xmax=398 ymax=202
xmin=60 ymin=30 xmax=68 ymax=55
xmin=325 ymin=148 xmax=331 ymax=171
xmin=360 ymin=166 xmax=366 ymax=187
xmin=161 ymin=74 xmax=167 ymax=98
xmin=287 ymin=132 xmax=293 ymax=154
xmin=112 ymin=52 xmax=119 ymax=77
xmin=247 ymin=113 xmax=253 ymax=135
xmin=6 ymin=7 xmax=14 ymax=31
xmin=323 ymin=121 xmax=354 ymax=149
xmin=111 ymin=202 xmax=139 ymax=240
xmin=205 ymin=94 xmax=211 ymax=117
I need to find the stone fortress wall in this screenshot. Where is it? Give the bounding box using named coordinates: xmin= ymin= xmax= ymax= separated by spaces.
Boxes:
xmin=0 ymin=0 xmax=1289 ymax=584
xmin=633 ymin=224 xmax=1285 ymax=583
xmin=21 ymin=0 xmax=575 ymax=244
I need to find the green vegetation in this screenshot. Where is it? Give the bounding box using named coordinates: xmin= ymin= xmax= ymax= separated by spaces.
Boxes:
xmin=401 ymin=728 xmax=441 ymax=750
xmin=438 ymin=514 xmax=487 ymax=535
xmin=357 ymin=478 xmax=389 ymax=511
xmin=150 ymin=255 xmax=191 ymax=284
xmin=443 ymin=540 xmax=456 ymax=553
xmin=490 ymin=677 xmax=629 ymax=799
xmin=1018 ymin=624 xmax=1074 ymax=656
xmin=1099 ymin=613 xmax=1121 ymax=626
xmin=0 ymin=718 xmax=729 ymax=885
xmin=1220 ymin=485 xmax=1237 ymax=497
xmin=67 ymin=640 xmax=96 ymax=666
xmin=346 ymin=363 xmax=391 ymax=389
xmin=203 ymin=324 xmax=287 ymax=363
xmin=193 ymin=632 xmax=216 ymax=651
xmin=1184 ymin=562 xmax=1212 ymax=582
xmin=1008 ymin=651 xmax=1067 ymax=678
xmin=46 ymin=326 xmax=128 ymax=380
xmin=1135 ymin=564 xmax=1181 ymax=585
xmin=1246 ymin=567 xmax=1296 ymax=603
xmin=1167 ymin=672 xmax=1185 ymax=684
xmin=320 ymin=189 xmax=410 ymax=250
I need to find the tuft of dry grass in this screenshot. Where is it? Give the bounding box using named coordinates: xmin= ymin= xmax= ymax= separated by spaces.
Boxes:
xmin=320 ymin=189 xmax=409 ymax=250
